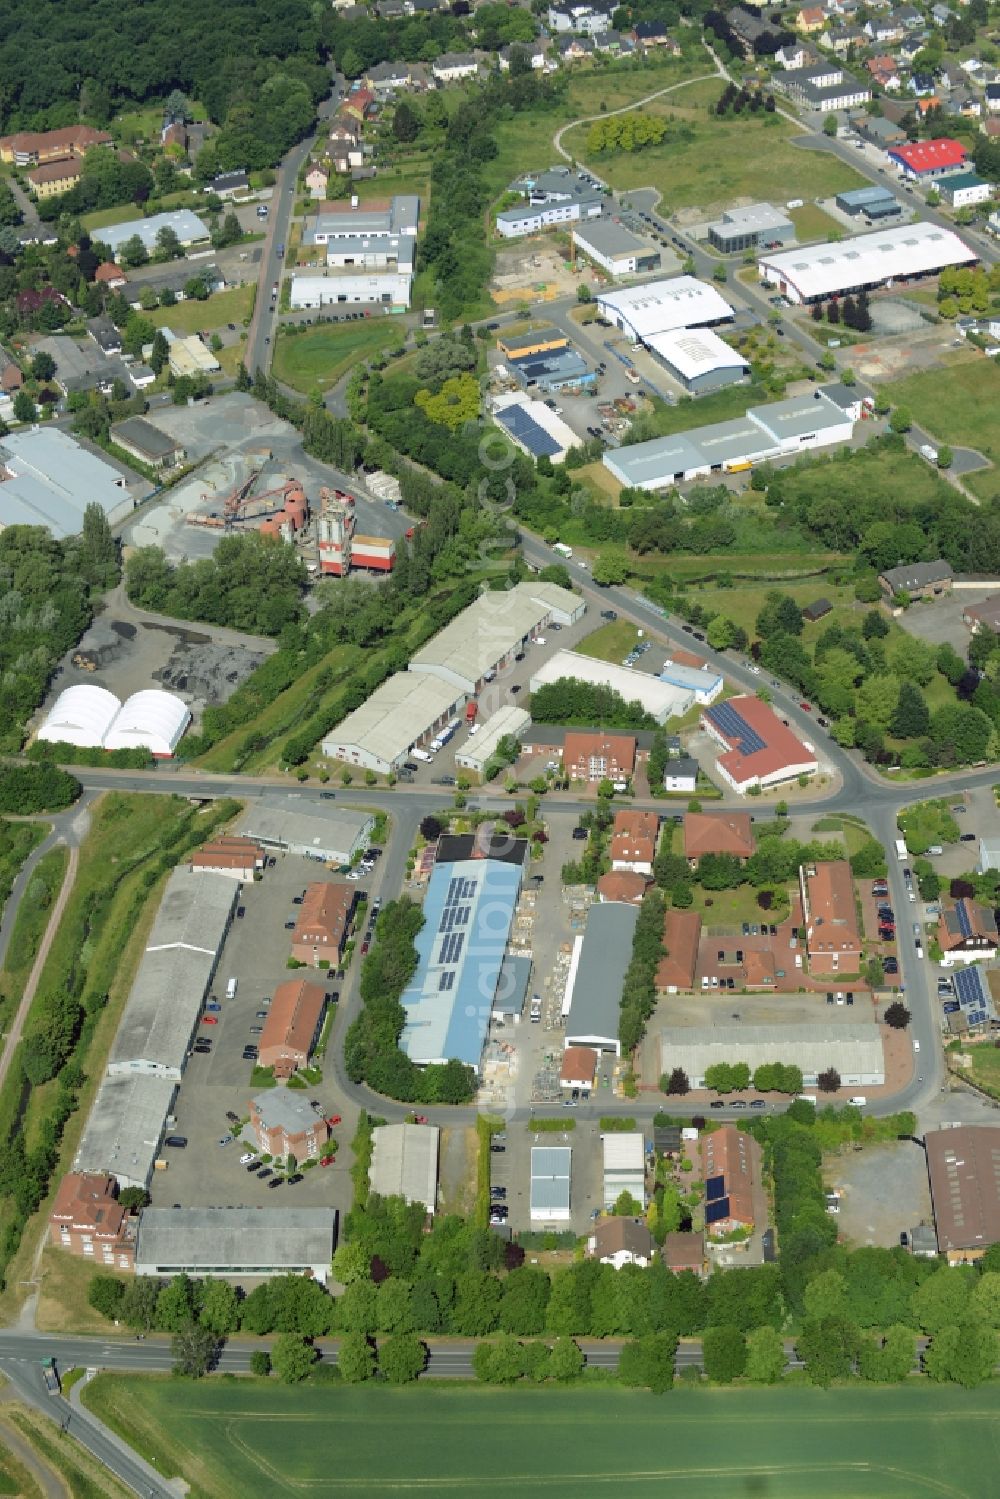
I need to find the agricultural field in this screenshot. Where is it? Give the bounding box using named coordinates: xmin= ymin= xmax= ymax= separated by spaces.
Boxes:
xmin=271 ymin=320 xmax=405 ymax=394
xmin=563 ymin=109 xmax=864 ymax=215
xmin=82 ymin=1377 xmax=1000 ymax=1498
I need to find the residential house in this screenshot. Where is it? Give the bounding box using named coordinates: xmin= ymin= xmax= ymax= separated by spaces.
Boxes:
xmin=931 ymin=0 xmax=954 ymax=20
xmin=594 ymin=31 xmax=636 ymax=56
xmin=663 ymin=756 xmax=699 ymax=794
xmin=799 ymin=858 xmax=862 ymax=975
xmin=656 ymin=909 xmax=702 ymax=993
xmin=867 ymin=55 xmax=902 ymax=90
xmin=986 ymin=83 xmax=1000 ymax=113
xmin=632 ymin=19 xmax=678 ymax=48
xmin=547 ymin=2 xmax=613 ymax=35
xmin=0 ymin=356 xmax=23 ymax=395
xmin=26 ymin=158 xmax=82 ymax=199
xmin=555 ymin=35 xmax=596 ymax=60
xmin=701 ymin=1125 xmax=762 ymax=1236
xmin=947 ymin=90 xmax=983 ymax=120
xmin=250 ymin=1090 xmax=330 ymax=1161
xmin=365 ymin=61 xmax=413 ymax=92
xmin=895 ymin=4 xmax=924 ymax=28
xmin=776 ymin=42 xmax=809 ymax=67
xmin=796 ymin=6 xmax=827 ymax=32
xmin=879 ymin=559 xmax=953 ymax=599
xmin=662 ymin=1231 xmax=705 ymax=1276
xmin=94 ymin=262 xmax=127 ymax=288
xmin=431 ymin=53 xmax=481 ymax=83
xmin=587 ymin=1217 xmax=655 ymax=1269
xmin=910 ymin=73 xmax=938 ymax=97
xmin=306 ymin=166 xmax=329 ymax=200
xmin=562 ymin=730 xmax=636 ymax=784
xmin=48 ymin=1172 xmax=135 ymax=1270
xmin=291 ymin=882 xmax=354 ymax=967
xmin=827 ymin=25 xmax=865 ymax=55
xmin=962 ymin=595 xmax=1000 ymax=634
xmin=257 ymin=979 xmax=328 ymax=1080
xmin=726 ymin=7 xmax=786 ymax=56
xmin=596 ymin=871 xmax=649 ymax=904
xmin=560 ymin=1045 xmax=598 ymax=1092
xmin=864 ymin=14 xmax=904 ymax=42
xmin=341 ymin=89 xmax=376 ymax=123
xmin=684 ymin=811 xmax=754 ymax=865
xmin=190 ymin=836 xmax=262 ymax=879
xmin=498 ymin=42 xmax=548 ymax=71
xmin=610 ymin=809 xmax=659 ymax=875
xmin=210 ymin=171 xmax=249 ymax=199
xmin=937 ymin=899 xmax=999 ymax=965
xmin=898 ymin=34 xmax=924 ymax=63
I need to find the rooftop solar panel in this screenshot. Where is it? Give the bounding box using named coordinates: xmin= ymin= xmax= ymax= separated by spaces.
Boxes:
xmin=495 ymin=404 xmax=562 ymax=459
xmin=953 ymin=967 xmax=981 ymax=1004
xmin=706 ymin=1175 xmax=726 ymax=1201
xmin=705 ymin=1197 xmax=731 ymax=1224
xmin=968 ymin=1008 xmax=987 ymax=1026
xmin=438 ymin=970 xmax=455 ymax=992
xmin=706 ymin=701 xmax=766 ymax=757
xmin=956 ymin=902 xmax=973 ymax=940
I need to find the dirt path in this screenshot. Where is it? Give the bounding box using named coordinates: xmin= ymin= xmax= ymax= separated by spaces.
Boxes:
xmin=0 ymin=1401 xmax=72 ymax=1499
xmin=0 ymin=841 xmax=79 ymax=1096
xmin=551 ymin=64 xmax=723 ymax=173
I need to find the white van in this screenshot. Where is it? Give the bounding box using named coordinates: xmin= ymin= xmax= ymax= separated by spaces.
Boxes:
xmin=848 ymin=1095 xmax=867 ymax=1107
xmin=226 ymin=978 xmax=238 ymax=1000
xmin=411 ymin=747 xmax=433 ymax=763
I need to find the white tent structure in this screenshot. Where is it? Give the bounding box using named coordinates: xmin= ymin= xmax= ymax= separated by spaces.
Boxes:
xmin=103 ymin=690 xmax=191 ymax=757
xmin=37 ymin=685 xmax=120 ymax=748
xmin=38 ymin=686 xmax=190 ymax=757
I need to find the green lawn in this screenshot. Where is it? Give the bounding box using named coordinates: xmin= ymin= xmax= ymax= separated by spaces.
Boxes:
xmin=576 ymin=619 xmax=649 ymax=662
xmin=81 ymin=204 xmax=141 ymax=232
xmin=148 ymin=284 xmax=255 ymax=334
xmin=633 ymin=382 xmax=770 ymax=439
xmin=82 ymin=1377 xmax=1000 ymax=1498
xmin=693 ymin=882 xmax=790 ymax=927
xmin=563 ymin=111 xmax=865 ymax=215
xmin=271 ymin=320 xmax=405 ymax=394
xmin=884 ymin=354 xmax=1000 ymax=494
xmin=789 ymin=202 xmax=842 ymax=243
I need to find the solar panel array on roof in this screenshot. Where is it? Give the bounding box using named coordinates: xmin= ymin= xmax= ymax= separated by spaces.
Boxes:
xmin=495 ymin=403 xmax=561 ymax=458
xmin=706 ymin=701 xmax=766 ymax=756
xmin=706 ymin=1175 xmax=725 ymax=1201
xmin=956 ymin=903 xmax=973 ymax=940
xmin=953 ymin=966 xmax=992 ymax=1028
xmin=706 ymin=1197 xmax=731 ymax=1224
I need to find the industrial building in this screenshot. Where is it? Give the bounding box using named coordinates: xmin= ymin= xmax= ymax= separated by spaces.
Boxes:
xmin=938 ymin=172 xmax=993 ymax=208
xmin=835 ymin=186 xmax=902 ymax=220
xmin=645 ymin=327 xmax=750 ymax=395
xmin=295 ymin=195 xmax=419 ymax=307
xmin=134 ymin=1208 xmax=338 ymax=1283
xmin=73 ymin=1073 xmax=178 ymax=1191
xmin=496 ymin=167 xmax=605 ymax=238
xmin=659 ymin=1023 xmax=886 ymax=1089
xmin=323 ymin=672 xmax=464 ymax=776
xmin=603 ymin=389 xmax=856 ymax=491
xmin=530 ymin=1145 xmax=572 ymax=1222
xmin=563 ymin=901 xmax=640 ymax=1054
xmin=492 ymin=953 xmax=532 ymax=1025
xmin=409 ymin=581 xmax=583 ymax=696
xmin=492 ymin=394 xmax=582 ymax=462
xmin=99 ymin=210 xmax=210 ymax=260
xmin=400 ymin=856 xmax=523 ymax=1070
xmin=454 ymin=704 xmax=531 ymax=776
xmin=236 ymin=798 xmax=374 ymax=866
xmin=324 ymin=582 xmax=580 ymax=771
xmin=925 ymin=1125 xmax=1000 ymax=1261
xmin=602 ymin=1132 xmax=646 ymax=1210
xmin=707 ymin=203 xmax=794 ymax=254
xmin=702 ymin=695 xmax=817 ymax=793
xmin=369 ymin=1123 xmax=440 ymax=1213
xmin=190 ymin=836 xmax=264 ymax=881
xmin=38 ymin=685 xmax=191 ymax=757
xmin=0 ymin=428 xmax=135 ymax=537
xmin=596 ymin=276 xmax=734 ymax=340
xmin=501 ymin=343 xmax=596 ymax=397
xmin=110 ymin=417 xmax=185 ymax=470
xmin=887 ymin=137 xmax=968 ymax=180
xmin=659 ymin=660 xmax=724 ymax=704
xmin=757 ymin=221 xmax=976 ymax=304
xmin=162 ymin=330 xmax=220 ymax=379
xmin=571 ymin=219 xmax=661 ymax=277
xmin=108 ymin=868 xmax=237 ymax=1079
xmin=529 ymin=649 xmax=694 ymax=723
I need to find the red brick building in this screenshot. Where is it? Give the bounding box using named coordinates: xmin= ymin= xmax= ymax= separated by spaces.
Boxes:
xmin=291 ymin=882 xmax=354 ymax=966
xmin=610 ymin=809 xmax=659 ymax=874
xmin=191 ymin=836 xmax=264 ymax=881
xmin=800 ymin=859 xmax=861 ymax=975
xmin=562 ymin=731 xmax=637 ymax=784
xmin=48 ymin=1172 xmax=135 ymax=1270
xmin=258 ymin=979 xmax=328 ymax=1080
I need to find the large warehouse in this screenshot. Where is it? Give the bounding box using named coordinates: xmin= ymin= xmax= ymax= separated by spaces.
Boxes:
xmin=529 ymin=649 xmax=694 ymax=724
xmin=108 ymin=868 xmax=237 ymax=1079
xmin=571 ymin=220 xmax=661 ymax=278
xmin=644 ymin=327 xmax=750 ymax=396
xmin=758 ymin=222 xmax=976 ymax=305
xmin=596 ymin=276 xmax=734 ymax=340
xmin=323 ymin=672 xmax=463 ymax=776
xmin=38 ymin=685 xmax=190 ymax=757
xmin=237 ymin=798 xmax=373 ymax=865
xmin=135 ymin=1207 xmax=338 ymax=1283
xmin=73 ymin=1074 xmax=178 ymax=1191
xmin=455 ymin=704 xmax=531 ymax=776
xmin=659 ymin=1023 xmax=886 ymax=1089
xmin=603 ymin=389 xmax=855 ymax=491
xmin=401 ymin=856 xmax=523 ymax=1070
xmin=0 ymin=429 xmax=135 ymax=537
xmin=925 ymin=1125 xmax=1000 ymax=1261
xmin=100 ymin=209 xmax=210 ymax=259
xmin=530 ymin=1145 xmax=572 ymax=1223
xmin=563 ymin=901 xmax=640 ymax=1054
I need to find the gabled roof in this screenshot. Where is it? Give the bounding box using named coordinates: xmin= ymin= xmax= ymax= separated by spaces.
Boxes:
xmin=656 ymin=909 xmax=701 ymax=990
xmin=590 ymin=1216 xmax=654 ymax=1260
xmin=684 ymin=811 xmax=754 ymax=859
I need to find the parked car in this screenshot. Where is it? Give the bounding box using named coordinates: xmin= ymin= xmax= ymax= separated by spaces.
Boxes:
xmin=287 ymin=1173 xmax=304 ymax=1185
xmin=164 ymin=1136 xmax=188 ymax=1148
xmin=268 ymin=1177 xmax=284 ymax=1189
xmin=202 ymin=1015 xmax=218 ymax=1025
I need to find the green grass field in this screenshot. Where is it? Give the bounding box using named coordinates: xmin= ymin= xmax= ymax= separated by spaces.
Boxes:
xmin=563 ymin=111 xmax=864 ymax=215
xmin=148 ymin=284 xmax=254 ymax=334
xmin=81 ymin=204 xmax=140 ymax=232
xmin=82 ymin=1377 xmax=1000 ymax=1498
xmin=576 ymin=619 xmax=648 ymax=662
xmin=788 ymin=202 xmax=842 ymax=244
xmin=884 ymin=354 xmax=1000 ymax=502
xmin=271 ymin=320 xmax=404 ymax=394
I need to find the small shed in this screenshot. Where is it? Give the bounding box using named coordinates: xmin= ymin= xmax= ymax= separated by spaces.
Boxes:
xmin=802 ymin=598 xmax=832 ymax=622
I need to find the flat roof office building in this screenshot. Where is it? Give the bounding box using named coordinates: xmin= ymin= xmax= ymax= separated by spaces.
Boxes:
xmin=707 ymin=203 xmax=794 ymax=254
xmin=571 ymin=220 xmax=661 ymax=278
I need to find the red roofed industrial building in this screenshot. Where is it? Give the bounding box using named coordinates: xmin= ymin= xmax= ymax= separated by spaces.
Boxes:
xmin=191 ymin=836 xmax=264 ymax=881
xmin=257 ymin=979 xmax=328 ymax=1079
xmin=799 ymin=858 xmax=861 ymax=975
xmin=48 ymin=1172 xmax=135 ymax=1269
xmin=656 ymin=909 xmax=702 ymax=992
xmin=888 ymin=137 xmax=967 ymax=178
xmin=702 ymin=696 xmax=817 ymax=794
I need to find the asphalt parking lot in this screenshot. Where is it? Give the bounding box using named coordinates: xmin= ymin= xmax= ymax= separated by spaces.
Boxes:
xmin=490 ymin=1118 xmax=604 ymax=1237
xmin=892 ymin=588 xmax=999 ymax=654
xmin=149 ymin=850 xmax=372 ymax=1214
